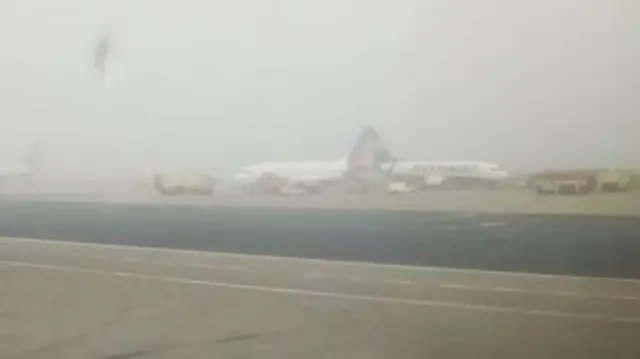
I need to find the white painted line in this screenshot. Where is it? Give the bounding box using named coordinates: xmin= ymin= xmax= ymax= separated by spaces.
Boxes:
xmin=594 ymin=295 xmax=640 ymax=302
xmin=113 ymin=272 xmax=133 ymax=277
xmin=1 ymin=259 xmax=638 ymax=324
xmin=1 ymin=236 xmax=639 ymax=284
xmin=480 ymin=222 xmax=507 ymax=227
xmin=154 ymin=260 xmax=212 ymax=269
xmin=491 ymin=287 xmax=523 ymax=293
xmin=39 ymin=252 xmax=640 ymax=301
xmin=383 ymin=279 xmax=413 ymax=285
xmin=621 ymin=297 xmax=640 ymax=301
xmin=443 ymin=286 xmax=640 ymax=302
xmin=553 ymin=292 xmax=640 ymax=302
xmin=3 ymin=240 xmax=639 ymax=302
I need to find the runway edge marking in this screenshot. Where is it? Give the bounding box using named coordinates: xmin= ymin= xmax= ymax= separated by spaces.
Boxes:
xmin=1 ymin=258 xmax=639 ymax=325
xmin=1 ymin=236 xmax=639 ymax=284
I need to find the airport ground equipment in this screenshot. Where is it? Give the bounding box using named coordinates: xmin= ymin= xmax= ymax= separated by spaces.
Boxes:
xmin=530 ymin=170 xmax=597 ymax=195
xmin=153 ymin=173 xmax=215 ymax=196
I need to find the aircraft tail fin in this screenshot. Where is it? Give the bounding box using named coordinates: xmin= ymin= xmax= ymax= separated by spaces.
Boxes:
xmin=346 ymin=126 xmax=396 ymax=171
xmin=94 ymin=32 xmax=110 ymax=81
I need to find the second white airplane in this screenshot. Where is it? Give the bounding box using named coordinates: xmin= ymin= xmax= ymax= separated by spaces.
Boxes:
xmin=383 ymin=160 xmax=510 ymax=191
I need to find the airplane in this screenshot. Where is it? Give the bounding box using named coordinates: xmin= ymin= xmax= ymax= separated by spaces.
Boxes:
xmin=0 ymin=140 xmax=45 ymax=188
xmin=382 ymin=160 xmax=511 ymax=191
xmin=234 ymin=127 xmax=396 ymax=195
xmin=346 ymin=130 xmax=510 ymax=191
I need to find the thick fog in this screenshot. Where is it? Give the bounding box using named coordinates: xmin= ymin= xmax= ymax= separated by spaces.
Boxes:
xmin=0 ymin=0 xmax=637 ymax=178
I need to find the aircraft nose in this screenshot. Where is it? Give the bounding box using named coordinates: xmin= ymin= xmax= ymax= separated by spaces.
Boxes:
xmin=234 ymin=171 xmax=256 ymax=184
xmin=497 ymin=170 xmax=510 ymax=179
xmin=234 ymin=173 xmax=249 ymax=182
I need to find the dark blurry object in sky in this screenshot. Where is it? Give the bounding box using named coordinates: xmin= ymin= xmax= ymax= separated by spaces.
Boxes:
xmin=94 ymin=33 xmax=110 ymax=80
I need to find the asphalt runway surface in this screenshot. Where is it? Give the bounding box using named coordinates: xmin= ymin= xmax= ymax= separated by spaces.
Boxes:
xmin=4 ymin=190 xmax=640 ymax=216
xmin=1 ymin=237 xmax=639 ymax=359
xmin=0 ymin=195 xmax=639 ymax=278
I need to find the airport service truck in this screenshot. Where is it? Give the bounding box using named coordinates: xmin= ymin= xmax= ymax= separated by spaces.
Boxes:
xmin=530 ymin=170 xmax=597 ymax=195
xmin=153 ymin=173 xmax=215 ymax=196
xmin=596 ymin=170 xmax=633 ymax=192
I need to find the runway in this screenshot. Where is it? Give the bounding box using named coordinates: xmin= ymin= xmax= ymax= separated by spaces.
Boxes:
xmin=4 ymin=190 xmax=640 ymax=216
xmin=1 ymin=237 xmax=639 ymax=358
xmin=0 ymin=197 xmax=639 ymax=278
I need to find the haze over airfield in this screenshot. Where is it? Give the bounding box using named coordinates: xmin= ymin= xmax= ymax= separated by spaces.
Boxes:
xmin=0 ymin=0 xmax=637 ymax=178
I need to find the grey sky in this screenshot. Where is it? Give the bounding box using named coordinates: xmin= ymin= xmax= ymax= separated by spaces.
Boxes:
xmin=0 ymin=0 xmax=637 ymax=178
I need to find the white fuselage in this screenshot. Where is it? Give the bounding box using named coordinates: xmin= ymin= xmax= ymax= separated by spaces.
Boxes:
xmin=234 ymin=159 xmax=348 ymax=190
xmin=236 ymin=159 xmax=509 ymax=191
xmin=382 ymin=161 xmax=510 ymax=185
xmin=0 ymin=140 xmax=44 ymax=187
xmin=0 ymin=166 xmax=30 ymax=178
